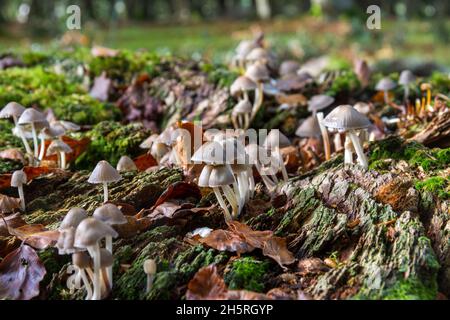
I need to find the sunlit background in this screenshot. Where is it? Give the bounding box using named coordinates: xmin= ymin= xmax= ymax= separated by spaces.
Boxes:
xmin=0 ymin=0 xmax=449 ymax=70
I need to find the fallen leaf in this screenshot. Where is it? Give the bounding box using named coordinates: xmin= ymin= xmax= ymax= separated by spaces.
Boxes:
xmin=0 ymin=244 xmax=46 ymax=300
xmin=297 ymin=258 xmax=329 ymax=276
xmin=133 ymin=153 xmax=158 ymax=171
xmin=276 ymin=93 xmax=307 ymax=106
xmin=0 ymin=213 xmax=26 ymax=237
xmin=262 ymin=237 xmax=296 ymax=269
xmin=115 ymin=215 xmax=152 ymax=238
xmin=42 ymin=137 xmax=90 ymax=165
xmin=8 ymin=224 xmax=60 ymax=250
xmin=90 ymin=72 xmax=112 ymax=101
xmin=186 ymin=265 xmax=228 ymax=300
xmin=227 ymin=220 xmax=273 ymax=248
xmin=0 ymin=195 xmax=21 ymax=214
xmin=0 ymin=148 xmax=25 ymax=163
xmin=226 ymin=290 xmax=269 ymax=300
xmin=151 ymin=181 xmax=202 ymax=209
xmin=199 ymin=229 xmax=254 ymax=254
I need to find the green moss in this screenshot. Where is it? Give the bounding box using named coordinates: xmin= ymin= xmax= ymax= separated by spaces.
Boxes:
xmin=0 ymin=120 xmax=23 ymax=150
xmin=200 ymin=62 xmax=239 ymax=88
xmin=325 ymin=69 xmax=360 ymax=96
xmin=38 ymin=248 xmax=71 ymax=288
xmin=224 ymin=257 xmax=269 ymax=292
xmin=415 ymin=177 xmax=450 ymax=200
xmin=74 ymin=121 xmax=150 ymax=169
xmin=0 ymin=158 xmax=23 ymax=174
xmin=382 ymin=277 xmax=437 ymax=300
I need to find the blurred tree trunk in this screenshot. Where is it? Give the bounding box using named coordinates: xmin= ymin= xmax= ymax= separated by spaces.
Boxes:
xmin=83 ymin=0 xmax=97 ymax=20
xmin=255 ymin=0 xmax=272 ymax=20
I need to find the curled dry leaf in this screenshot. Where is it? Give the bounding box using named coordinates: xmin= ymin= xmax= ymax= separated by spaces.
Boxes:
xmin=186 ymin=264 xmax=228 ymax=300
xmin=8 ymin=224 xmax=60 ymax=250
xmin=227 ymin=220 xmax=273 ymax=248
xmin=0 ymin=148 xmax=25 ymax=163
xmin=0 ymin=194 xmax=21 ymax=214
xmin=133 ymin=153 xmax=158 ymax=171
xmin=262 ymin=237 xmax=296 ymax=269
xmin=199 ymin=229 xmax=254 ymax=254
xmin=151 ymin=181 xmax=202 ymax=209
xmin=115 ymin=215 xmax=152 ymax=238
xmin=0 ymin=213 xmax=26 ymax=237
xmin=0 ymin=244 xmax=46 ymax=300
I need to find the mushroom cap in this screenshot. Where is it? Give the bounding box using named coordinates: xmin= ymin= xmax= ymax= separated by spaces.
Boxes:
xmin=232 ymin=99 xmax=252 ymax=115
xmin=116 ymin=155 xmax=138 ymax=172
xmin=245 ymin=63 xmax=269 ymax=82
xmin=52 ymin=120 xmax=80 ymax=132
xmin=72 ymin=251 xmax=91 ymax=268
xmin=88 ymin=160 xmax=122 ymax=184
xmin=295 ymin=116 xmax=322 ymax=138
xmin=307 ymin=95 xmax=335 ymax=112
xmin=218 ymin=138 xmax=246 ymax=164
xmin=0 ymin=194 xmax=21 ymax=213
xmin=56 ymin=227 xmax=76 ymax=254
xmin=93 ymin=203 xmax=127 ymax=226
xmin=245 ymin=47 xmax=269 ymax=61
xmin=279 ymin=60 xmax=300 ymax=77
xmin=139 ymin=134 xmax=159 ymax=149
xmin=420 ymin=83 xmax=432 ymax=91
xmin=39 ymin=126 xmax=65 ymax=139
xmin=198 ymin=164 xmax=213 ymax=187
xmin=46 ymin=139 xmax=73 ymax=156
xmin=209 ymin=164 xmax=235 ymax=187
xmin=143 ymin=259 xmax=157 ymax=275
xmin=399 ymin=70 xmax=416 ymax=85
xmin=322 ymin=105 xmax=371 ymax=131
xmin=17 ymin=108 xmax=48 ymax=128
xmin=375 ymin=77 xmax=396 ymax=91
xmin=245 ymin=143 xmax=271 ymax=165
xmin=0 ymin=102 xmax=26 ymax=119
xmin=11 ymin=170 xmax=27 ymax=187
xmin=353 ymin=102 xmax=372 ymax=115
xmin=230 ymin=76 xmax=257 ymax=96
xmin=150 ymin=142 xmax=170 ymax=160
xmin=13 ymin=125 xmax=33 ymax=139
xmin=60 ymin=207 xmax=88 ymax=230
xmin=74 ymin=218 xmax=118 ymax=248
xmin=191 ymin=141 xmax=232 ymax=165
xmin=235 ymin=40 xmax=257 ymax=57
xmin=263 ymin=130 xmax=291 ymax=149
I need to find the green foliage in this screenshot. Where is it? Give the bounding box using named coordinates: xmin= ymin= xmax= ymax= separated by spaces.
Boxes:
xmin=200 ymin=62 xmax=239 ymax=88
xmin=74 ymin=121 xmax=150 ymax=169
xmin=381 ymin=277 xmax=437 ymax=300
xmin=224 ymin=256 xmax=269 ymax=292
xmin=0 ymin=120 xmax=22 ymax=150
xmin=430 ymin=72 xmax=450 ymax=95
xmin=325 ymin=70 xmax=360 ymax=96
xmin=415 ymin=177 xmax=450 ymax=200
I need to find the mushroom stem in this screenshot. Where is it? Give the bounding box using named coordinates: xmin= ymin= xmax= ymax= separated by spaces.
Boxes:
xmin=344 ymin=135 xmax=353 ymax=165
xmin=255 ymin=162 xmax=276 ymax=191
xmin=103 ymin=182 xmax=109 ymax=203
xmin=31 ymin=123 xmax=39 ymax=159
xmin=235 ymin=173 xmax=248 ymax=214
xmin=383 ymin=90 xmax=389 ymax=104
xmin=316 ymin=112 xmax=331 ymax=160
xmin=213 ymin=187 xmax=232 ymax=222
xmin=60 ymin=151 xmax=66 ymax=170
xmin=88 ymin=244 xmax=102 ymax=300
xmin=18 ymin=185 xmax=25 ymax=211
xmin=348 ymin=131 xmax=368 ymax=169
xmin=222 ymin=185 xmax=239 ymax=219
xmin=231 ymin=114 xmax=239 ymax=129
xmin=404 ymin=86 xmax=410 ymax=101
xmin=146 ymin=274 xmax=155 ymax=293
xmin=101 ymin=268 xmax=110 ymax=297
xmin=243 ymin=113 xmax=250 ymax=130
xmin=247 ymin=167 xmax=255 ymax=198
xmin=105 ymin=235 xmax=113 ymax=290
xmin=79 ymin=268 xmax=93 ymax=300
xmin=251 ymin=82 xmax=264 ymax=121
xmin=275 ymin=148 xmax=288 ymax=182
xmin=15 ymin=126 xmax=33 ymax=161
xmin=38 ymin=137 xmax=46 ymax=161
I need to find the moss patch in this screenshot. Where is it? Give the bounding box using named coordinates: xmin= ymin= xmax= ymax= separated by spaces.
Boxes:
xmin=224 ymin=256 xmax=269 ymax=292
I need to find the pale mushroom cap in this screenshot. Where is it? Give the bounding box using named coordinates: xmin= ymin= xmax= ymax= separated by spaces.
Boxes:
xmin=245 ymin=63 xmax=269 ymax=82
xmin=375 ymin=77 xmax=396 ymax=91
xmin=245 ymin=143 xmax=271 ymax=165
xmin=198 ymin=164 xmax=213 ymax=187
xmin=88 ymin=160 xmax=122 ymax=184
xmin=232 ymin=99 xmax=252 ymax=115
xmin=191 ymin=141 xmax=231 ymax=165
xmin=54 ymin=120 xmax=80 ymax=132
xmin=151 ymin=142 xmax=170 ymax=159
xmin=116 ymin=155 xmax=138 ymax=172
xmin=72 ymin=251 xmax=91 ymax=269
xmin=0 ymin=194 xmax=21 ymax=213
xmin=218 ymin=138 xmax=246 ymax=164
xmin=245 ymin=47 xmax=269 ymax=62
xmin=0 ymin=102 xmax=26 ymax=119
xmin=11 ymin=170 xmax=27 ymax=187
xmin=60 ymin=207 xmax=88 ymax=230
xmin=39 ymin=126 xmax=65 ymax=139
xmin=295 ymin=116 xmax=322 ymax=138
xmin=353 ymin=102 xmax=372 ymax=115
xmin=13 ymin=126 xmax=33 ymax=139
xmin=74 ymin=218 xmax=118 ymax=248
xmin=235 ymin=40 xmax=257 ymax=57
xmin=98 ymin=248 xmax=114 ymax=268
xmin=263 ymin=130 xmax=291 ymax=149
xmin=399 ymin=70 xmax=416 ymax=85
xmin=93 ymin=203 xmax=127 ymax=225
xmin=230 ymin=76 xmax=257 ymax=96
xmin=208 ymin=164 xmax=235 ymax=187
xmin=143 ymin=259 xmax=157 ymax=274
xmin=56 ymin=227 xmax=76 ymax=254
xmin=279 ymin=60 xmax=300 ymax=77
xmin=139 ymin=134 xmax=159 ymax=149
xmin=308 ymin=95 xmax=335 ymax=112
xmin=18 ymin=108 xmax=48 ymax=128
xmin=46 ymin=139 xmax=73 ymax=155
xmin=157 ymin=127 xmax=173 ymax=146
xmin=322 ymin=105 xmax=371 ymax=131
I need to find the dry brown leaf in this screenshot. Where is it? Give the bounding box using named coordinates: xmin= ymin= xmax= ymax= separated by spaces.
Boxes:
xmin=8 ymin=224 xmax=60 ymax=250
xmin=276 ymin=93 xmax=307 ymax=106
xmin=0 ymin=213 xmax=26 ymax=237
xmin=262 ymin=237 xmax=296 ymax=269
xmin=199 ymin=229 xmax=254 ymax=254
xmin=0 ymin=244 xmax=46 ymax=300
xmin=0 ymin=148 xmax=25 ymax=163
xmin=133 ymin=153 xmax=158 ymax=171
xmin=186 ymin=265 xmax=228 ymax=300
xmin=227 ymin=220 xmax=273 ymax=248
xmin=151 ymin=181 xmax=202 ymax=209
xmin=0 ymin=195 xmax=21 ymax=214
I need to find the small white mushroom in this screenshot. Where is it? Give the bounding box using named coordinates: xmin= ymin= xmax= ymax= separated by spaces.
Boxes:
xmin=263 ymin=130 xmax=291 ymax=182
xmin=0 ymin=102 xmax=33 ymax=157
xmin=245 ymin=63 xmax=269 ymax=121
xmin=398 ymin=70 xmax=416 ymax=101
xmin=17 ymin=108 xmax=49 ymax=160
xmin=231 ymin=98 xmax=252 ymax=130
xmin=46 ymin=139 xmax=72 ymax=169
xmin=72 ymin=251 xmax=94 ymax=300
xmin=11 ymin=170 xmax=27 ymax=211
xmin=143 ymin=259 xmax=157 ymax=294
xmin=116 ymin=155 xmax=138 ymax=172
xmin=88 ymin=160 xmax=122 ymax=203
xmin=38 ymin=126 xmax=65 ymax=161
xmin=375 ymin=77 xmax=396 ymax=105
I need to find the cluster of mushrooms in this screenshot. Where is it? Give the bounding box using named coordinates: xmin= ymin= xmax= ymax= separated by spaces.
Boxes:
xmin=0 ymin=101 xmax=79 ymax=168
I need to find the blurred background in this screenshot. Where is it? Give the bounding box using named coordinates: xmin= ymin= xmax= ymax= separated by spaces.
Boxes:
xmin=0 ymin=0 xmax=449 ymax=69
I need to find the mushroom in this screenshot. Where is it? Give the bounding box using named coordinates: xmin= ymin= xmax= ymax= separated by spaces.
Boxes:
xmin=245 ymin=63 xmax=270 ymax=120
xmin=17 ymin=108 xmax=49 ymax=159
xmin=192 ymin=141 xmax=238 ymax=221
xmin=375 ymin=77 xmax=396 ymax=105
xmin=230 ymin=75 xmax=257 ymax=102
xmin=322 ymin=105 xmax=371 ymax=169
xmin=46 ymin=139 xmax=73 ymax=169
xmin=72 ymin=251 xmax=94 ymax=300
xmin=245 ymin=143 xmax=277 ymax=192
xmin=56 ymin=227 xmax=77 ymax=255
xmin=0 ymin=194 xmax=21 ymax=215
xmin=308 ymin=95 xmax=335 ymax=116
xmin=88 ymin=160 xmax=122 ymax=203
xmin=93 ymin=203 xmax=127 ymax=288
xmin=60 ymin=207 xmax=88 ymax=230
xmin=74 ymin=218 xmax=118 ymax=300
xmin=11 ymin=170 xmax=27 ymax=211
xmin=143 ymin=259 xmax=157 ymax=294
xmin=420 ymin=83 xmax=432 ymax=110
xmin=139 ymin=133 xmax=159 ymax=150
xmin=231 ymin=98 xmax=252 ymax=130
xmin=116 ymin=155 xmax=138 ymax=172
xmin=279 ymin=60 xmax=300 ymax=78
xmin=0 ymin=102 xmax=33 ymax=157
xmin=263 ymin=130 xmax=291 ymax=182
xmin=234 ymin=39 xmax=258 ymax=69
xmin=50 ymin=120 xmax=80 ymax=132
xmin=38 ymin=126 xmax=65 ymax=161
xmin=399 ymin=70 xmax=416 ymax=101
xmin=98 ymin=248 xmax=114 ymax=296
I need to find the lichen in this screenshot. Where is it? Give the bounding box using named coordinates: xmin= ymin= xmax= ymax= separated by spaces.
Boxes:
xmin=224 ymin=256 xmax=269 ymax=292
